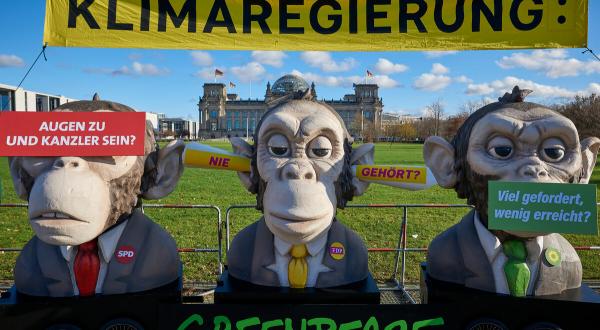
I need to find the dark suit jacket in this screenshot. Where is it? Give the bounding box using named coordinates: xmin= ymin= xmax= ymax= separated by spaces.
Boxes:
xmin=227 ymin=218 xmax=369 ymax=288
xmin=427 ymin=210 xmax=582 ymax=296
xmin=14 ymin=209 xmax=181 ymax=297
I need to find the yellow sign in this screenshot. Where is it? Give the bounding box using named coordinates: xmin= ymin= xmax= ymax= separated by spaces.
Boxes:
xmin=356 ymin=165 xmax=427 ymax=184
xmin=184 ymin=143 xmax=251 ymax=172
xmin=44 ymin=0 xmax=587 ymax=50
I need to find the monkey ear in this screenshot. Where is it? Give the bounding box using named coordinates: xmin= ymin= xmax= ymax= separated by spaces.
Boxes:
xmin=423 ymin=136 xmax=457 ymax=188
xmin=579 ymin=137 xmax=600 ymax=184
xmin=230 ymin=137 xmax=255 ymax=192
xmin=8 ymin=157 xmax=29 ymax=201
xmin=142 ymin=140 xmax=185 ymax=200
xmin=351 ymin=143 xmax=375 ymax=196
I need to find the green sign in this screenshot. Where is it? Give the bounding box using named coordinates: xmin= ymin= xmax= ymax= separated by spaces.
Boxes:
xmin=488 ymin=181 xmax=598 ymax=235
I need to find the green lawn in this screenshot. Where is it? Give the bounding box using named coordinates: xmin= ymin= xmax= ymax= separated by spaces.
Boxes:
xmin=1 ymin=142 xmax=599 ymax=285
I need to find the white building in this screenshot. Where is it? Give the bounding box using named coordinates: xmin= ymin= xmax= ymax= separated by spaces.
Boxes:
xmin=159 ymin=117 xmax=199 ymax=140
xmin=0 ymin=83 xmax=77 ymax=112
xmin=145 ymin=112 xmax=159 ymax=130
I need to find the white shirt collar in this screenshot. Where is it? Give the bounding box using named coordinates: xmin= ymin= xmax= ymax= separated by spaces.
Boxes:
xmin=60 ymin=220 xmax=128 ymax=263
xmin=274 ymin=232 xmax=329 ymax=257
xmin=473 ymin=212 xmax=543 ymax=263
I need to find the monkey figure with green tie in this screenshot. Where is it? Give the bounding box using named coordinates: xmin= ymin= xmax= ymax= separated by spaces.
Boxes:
xmin=423 ymin=86 xmax=600 ymax=296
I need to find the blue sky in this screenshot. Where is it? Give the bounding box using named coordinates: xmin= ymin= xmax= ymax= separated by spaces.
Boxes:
xmin=1 ymin=2 xmax=599 ymax=119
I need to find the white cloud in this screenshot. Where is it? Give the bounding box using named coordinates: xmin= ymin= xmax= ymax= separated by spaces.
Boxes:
xmin=497 ymin=49 xmax=600 ymax=78
xmin=374 ymin=58 xmax=408 ymax=75
xmin=85 ymin=61 xmax=169 ymax=76
xmin=455 ymin=75 xmax=473 ymax=84
xmin=413 ymin=63 xmax=453 ymax=91
xmin=588 ymin=83 xmax=600 ymax=95
xmin=251 ymin=51 xmax=287 ymax=68
xmin=191 ymin=51 xmax=213 ymax=67
xmin=291 ymin=70 xmax=399 ymax=89
xmin=0 ymin=54 xmax=25 ymax=67
xmin=131 ymin=62 xmax=169 ymax=76
xmin=424 ymin=51 xmax=458 ymax=58
xmin=367 ymin=75 xmax=400 ymax=88
xmin=231 ymin=62 xmax=266 ymax=82
xmin=413 ymin=73 xmax=452 ymax=91
xmin=465 ymin=76 xmax=600 ymax=99
xmin=431 ymin=63 xmax=449 ymax=75
xmin=292 ymin=70 xmax=355 ymax=88
xmin=194 ymin=67 xmax=221 ymax=80
xmin=300 ymin=51 xmax=357 ymax=72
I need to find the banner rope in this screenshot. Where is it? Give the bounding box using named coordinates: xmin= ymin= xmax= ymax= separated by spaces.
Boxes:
xmin=582 ymin=47 xmax=600 ymax=62
xmin=1 ymin=43 xmax=48 ymax=111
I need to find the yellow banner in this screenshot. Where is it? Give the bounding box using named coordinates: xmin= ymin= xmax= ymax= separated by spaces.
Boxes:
xmin=44 ymin=0 xmax=587 ymax=51
xmin=184 ymin=147 xmax=251 ymax=172
xmin=355 ymin=165 xmax=427 ymax=184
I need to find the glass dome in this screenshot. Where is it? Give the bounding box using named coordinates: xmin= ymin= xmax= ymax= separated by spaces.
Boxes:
xmin=271 ymin=74 xmax=310 ymax=95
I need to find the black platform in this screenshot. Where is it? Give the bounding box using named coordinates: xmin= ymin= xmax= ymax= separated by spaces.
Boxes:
xmin=419 ymin=262 xmax=600 ymax=305
xmin=214 ymin=270 xmax=381 ymax=304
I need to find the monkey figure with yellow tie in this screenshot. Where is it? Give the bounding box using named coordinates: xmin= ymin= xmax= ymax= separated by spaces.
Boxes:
xmin=227 ymin=91 xmax=375 ymax=288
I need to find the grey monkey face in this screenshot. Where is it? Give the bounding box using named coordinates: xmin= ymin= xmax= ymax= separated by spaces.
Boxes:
xmin=467 ymin=107 xmax=582 ymax=183
xmin=257 ymin=101 xmax=346 ymax=244
xmin=20 ymin=155 xmax=141 ymax=246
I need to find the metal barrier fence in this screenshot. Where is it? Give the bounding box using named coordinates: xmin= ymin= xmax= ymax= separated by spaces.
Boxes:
xmin=225 ymin=203 xmax=475 ymax=303
xmin=0 ymin=203 xmax=224 ymax=275
xmin=2 ymin=202 xmax=600 ymax=301
xmin=226 ymin=203 xmax=600 ymax=304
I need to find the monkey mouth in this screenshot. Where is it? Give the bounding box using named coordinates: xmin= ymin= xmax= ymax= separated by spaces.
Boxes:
xmin=268 ymin=210 xmax=329 ymax=222
xmin=31 ymin=211 xmax=87 ymax=223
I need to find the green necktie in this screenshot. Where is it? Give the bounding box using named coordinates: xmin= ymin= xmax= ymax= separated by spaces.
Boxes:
xmin=503 ymin=240 xmax=530 ymax=297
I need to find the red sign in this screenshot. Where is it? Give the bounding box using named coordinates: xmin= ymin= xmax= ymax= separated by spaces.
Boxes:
xmin=115 ymin=245 xmax=136 ymax=264
xmin=0 ymin=112 xmax=146 ymax=156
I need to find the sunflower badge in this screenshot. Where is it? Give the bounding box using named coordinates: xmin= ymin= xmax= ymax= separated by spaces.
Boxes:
xmin=544 ymin=248 xmax=561 ymax=267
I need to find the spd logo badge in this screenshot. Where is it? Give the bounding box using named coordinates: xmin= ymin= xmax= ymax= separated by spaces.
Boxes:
xmin=115 ymin=245 xmax=136 ymax=264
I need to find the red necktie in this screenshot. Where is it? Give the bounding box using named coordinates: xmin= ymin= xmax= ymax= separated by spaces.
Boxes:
xmin=74 ymin=238 xmax=100 ymax=297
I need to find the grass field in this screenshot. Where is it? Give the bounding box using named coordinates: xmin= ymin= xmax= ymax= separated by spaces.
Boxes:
xmin=1 ymin=142 xmax=599 ymax=285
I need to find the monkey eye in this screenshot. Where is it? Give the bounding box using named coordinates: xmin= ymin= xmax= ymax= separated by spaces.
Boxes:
xmin=269 ymin=147 xmax=288 ymax=156
xmin=267 ymin=134 xmax=290 ymax=157
xmin=487 ymin=136 xmax=514 ymax=160
xmin=308 ymin=136 xmax=332 ymax=158
xmin=540 ymin=138 xmax=566 ymax=162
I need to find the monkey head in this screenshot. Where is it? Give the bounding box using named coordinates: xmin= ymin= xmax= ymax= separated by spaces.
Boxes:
xmin=231 ymin=95 xmax=374 ymax=245
xmin=424 ymin=86 xmax=600 ymax=238
xmin=8 ymin=97 xmax=185 ymax=246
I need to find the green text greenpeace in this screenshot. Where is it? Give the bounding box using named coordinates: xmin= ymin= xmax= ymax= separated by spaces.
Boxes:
xmin=488 ymin=182 xmax=598 ymax=235
xmin=177 ymin=314 xmax=445 ymax=330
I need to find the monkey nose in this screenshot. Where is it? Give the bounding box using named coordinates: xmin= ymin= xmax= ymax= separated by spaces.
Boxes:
xmin=519 ymin=164 xmax=548 ymax=179
xmin=53 ymin=157 xmax=86 ymax=169
xmin=282 ymin=162 xmax=316 ymax=181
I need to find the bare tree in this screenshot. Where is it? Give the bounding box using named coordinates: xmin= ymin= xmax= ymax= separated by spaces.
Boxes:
xmin=442 ymin=112 xmax=469 ymax=140
xmin=351 ymin=112 xmax=364 ymax=139
xmin=556 ymin=94 xmax=600 ymax=139
xmin=425 ymin=100 xmax=445 ymax=136
xmin=386 ymin=122 xmax=417 ymax=142
xmin=459 ymin=97 xmax=492 ymax=115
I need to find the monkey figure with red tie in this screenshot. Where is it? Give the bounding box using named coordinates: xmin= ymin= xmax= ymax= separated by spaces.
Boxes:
xmin=9 ymin=95 xmax=185 ymax=298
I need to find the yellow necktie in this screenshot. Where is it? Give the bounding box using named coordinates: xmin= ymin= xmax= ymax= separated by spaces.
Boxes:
xmin=288 ymin=244 xmax=308 ymax=288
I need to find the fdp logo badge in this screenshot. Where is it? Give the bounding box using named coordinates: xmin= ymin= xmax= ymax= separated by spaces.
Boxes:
xmin=115 ymin=245 xmax=136 ymax=264
xmin=329 ymin=242 xmax=345 ymax=260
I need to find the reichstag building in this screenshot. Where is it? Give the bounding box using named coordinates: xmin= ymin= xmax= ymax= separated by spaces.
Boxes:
xmin=198 ymin=74 xmax=383 ymax=138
